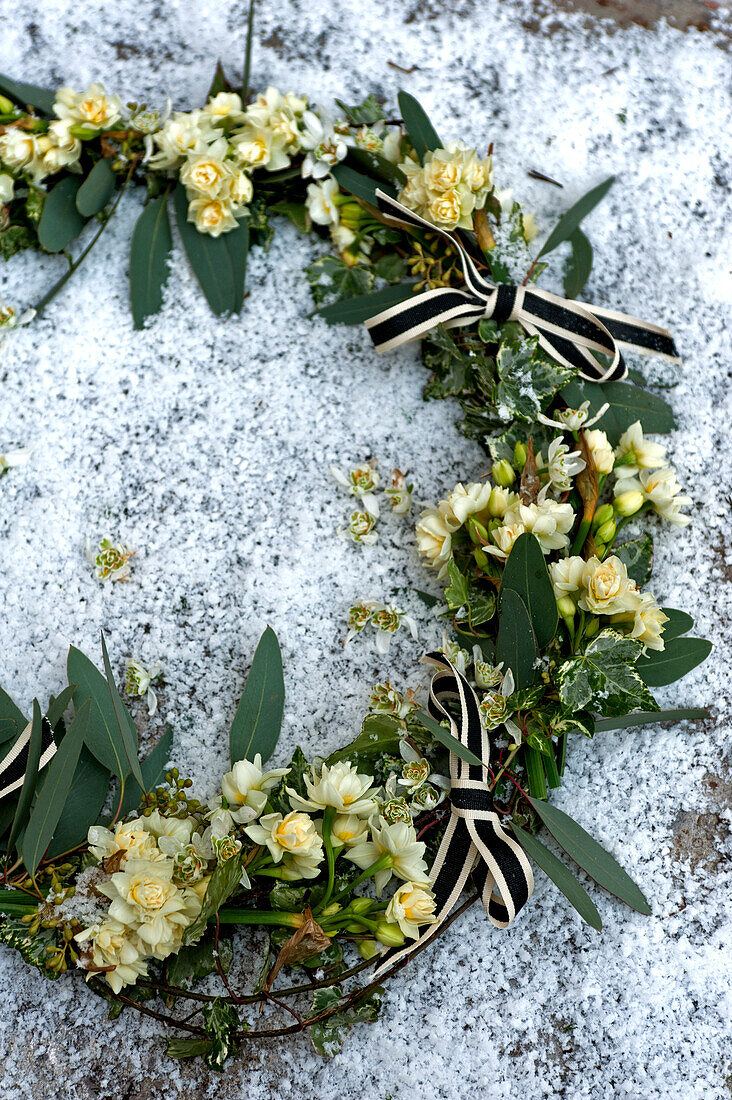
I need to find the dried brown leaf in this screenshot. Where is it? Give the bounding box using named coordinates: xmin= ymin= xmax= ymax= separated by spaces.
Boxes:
xmin=262 ymin=909 xmax=332 ymax=994
xmin=520 ymin=437 xmax=541 ymax=504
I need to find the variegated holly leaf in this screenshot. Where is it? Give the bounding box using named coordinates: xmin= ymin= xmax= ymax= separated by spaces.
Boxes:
xmin=556 ymin=629 xmax=659 ymax=717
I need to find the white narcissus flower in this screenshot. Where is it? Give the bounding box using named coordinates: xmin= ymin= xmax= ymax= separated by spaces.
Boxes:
xmin=538 ymin=400 xmax=609 ymax=432
xmin=307 ymin=177 xmax=341 ymax=227
xmin=180 ymin=138 xmax=233 ymax=198
xmin=288 ymin=760 xmax=377 ymax=816
xmin=385 ymin=881 xmax=437 ymax=940
xmin=614 ymin=420 xmax=668 ymax=478
xmin=202 ymin=91 xmax=247 ymax=125
xmin=224 ymin=170 xmax=254 ymax=209
xmin=583 ymin=428 xmax=615 ymax=475
xmin=342 ymin=509 xmax=378 ymax=545
xmin=331 ymin=223 xmax=357 ymax=252
xmin=75 ymin=918 xmax=148 ymax=994
xmin=242 ymin=87 xmax=307 ymax=159
xmin=330 ymin=458 xmax=380 ymax=517
xmin=300 ymin=109 xmax=351 ymax=178
xmin=549 ymin=555 xmax=587 ymax=600
xmin=98 ymin=859 xmax=201 ymax=954
xmin=187 ymin=196 xmax=239 ymax=237
xmin=54 ymin=83 xmax=122 ymax=130
xmin=138 ymin=810 xmax=194 ymax=857
xmin=88 ymin=537 xmax=135 ymax=582
xmin=330 ymin=813 xmax=370 ymax=848
xmin=385 ymin=469 xmax=412 ymax=515
xmin=579 ymin=555 xmax=639 ymax=616
xmin=369 ymin=681 xmax=413 ymax=719
xmin=124 ymin=659 xmax=162 ymax=716
xmin=472 ymin=648 xmax=503 ymax=690
xmin=0 ymin=130 xmax=45 ymax=182
xmin=0 ymin=173 xmax=13 ymax=202
xmin=621 ymin=466 xmax=692 ymax=526
xmin=611 ymin=590 xmax=669 ymax=652
xmin=38 ymin=119 xmax=82 ymax=174
xmin=415 ymin=507 xmax=452 ymax=576
xmin=244 ymin=811 xmax=324 ymax=879
xmin=487 ymin=498 xmax=575 ymax=560
xmin=87 ymin=818 xmax=162 ymax=864
xmin=221 ymin=754 xmax=291 ymax=824
xmin=370 ymin=605 xmax=418 ymax=655
xmin=146 ymin=111 xmax=213 ymax=169
xmin=444 ymin=481 xmax=493 ymax=528
xmin=346 ymin=818 xmax=429 ymax=894
xmin=543 ymin=437 xmax=586 ymax=493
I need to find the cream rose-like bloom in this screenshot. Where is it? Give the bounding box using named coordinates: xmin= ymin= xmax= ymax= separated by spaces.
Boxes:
xmin=346 ymin=818 xmax=429 ymax=894
xmin=614 ymin=420 xmax=668 ymax=477
xmin=37 ymin=119 xmax=82 ymax=174
xmin=87 ymin=818 xmax=163 ymax=864
xmin=224 ymin=170 xmax=254 ymax=210
xmin=221 ymin=754 xmax=291 ymax=824
xmin=243 ymin=87 xmax=306 ymax=154
xmin=583 ymin=428 xmax=615 ymax=475
xmin=54 ymin=82 xmax=122 ymax=130
xmin=306 ymin=177 xmax=341 ymax=227
xmin=98 ymin=859 xmax=202 ymax=952
xmin=444 ymin=481 xmax=493 ymax=528
xmin=385 ymin=881 xmax=437 ymax=940
xmin=233 ymin=123 xmax=291 ymax=172
xmin=187 ymin=196 xmax=239 ymax=237
xmin=488 ymin=499 xmax=575 ymax=559
xmin=632 ymin=466 xmax=692 ymax=526
xmin=415 ymin=507 xmax=452 ymax=576
xmin=245 ymin=810 xmax=324 ymax=879
xmin=202 ymin=91 xmax=247 ymax=125
xmin=288 ymin=760 xmax=377 ymax=816
xmin=549 ymin=555 xmax=586 ymax=600
xmin=75 ymin=917 xmax=148 ymax=994
xmin=611 ymin=590 xmax=669 ymax=652
xmin=0 ymin=130 xmax=42 ymax=178
xmin=397 ymin=142 xmax=493 ymax=230
xmin=486 ymin=519 xmax=525 ymax=561
xmin=0 ymin=173 xmax=14 ymax=203
xmin=579 ymin=555 xmax=638 ymax=616
xmin=137 ymin=810 xmax=195 ymax=857
xmin=427 ymin=187 xmax=465 ymax=230
xmin=147 ymin=111 xmax=212 ymax=169
xmin=180 ymin=139 xmax=233 ymax=198
xmin=331 ymin=813 xmax=370 ymax=848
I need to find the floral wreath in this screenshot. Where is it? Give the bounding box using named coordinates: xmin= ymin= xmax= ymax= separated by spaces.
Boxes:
xmin=0 ymin=12 xmax=712 ymax=1070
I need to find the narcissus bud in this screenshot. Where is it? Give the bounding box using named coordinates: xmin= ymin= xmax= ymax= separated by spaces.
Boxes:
xmin=614 ymin=490 xmax=644 ymax=517
xmin=592 ymin=503 xmax=615 ymax=530
xmin=0 ymin=95 xmax=15 ymax=114
xmin=513 ymin=441 xmax=527 ymax=469
xmin=357 ymin=938 xmax=380 ymax=960
xmin=556 ymin=596 xmax=576 ymax=621
xmin=584 ymin=616 xmax=600 ymax=638
xmin=349 ymin=897 xmax=373 ymax=914
xmin=473 ymin=547 xmax=489 ymax=570
xmin=491 ymin=459 xmax=516 ymax=488
xmin=466 ymin=516 xmax=489 ymax=545
xmin=595 ymin=518 xmax=616 ymax=544
xmin=375 ymin=920 xmax=405 ymax=947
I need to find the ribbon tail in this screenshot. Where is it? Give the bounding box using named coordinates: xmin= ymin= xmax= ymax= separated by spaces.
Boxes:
xmin=0 ymin=716 xmax=56 ymax=800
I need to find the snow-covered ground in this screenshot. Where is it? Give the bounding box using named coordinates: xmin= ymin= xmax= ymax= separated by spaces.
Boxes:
xmin=0 ymin=1 xmax=730 ymax=1096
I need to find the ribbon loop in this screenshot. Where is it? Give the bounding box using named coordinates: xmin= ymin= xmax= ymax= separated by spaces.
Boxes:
xmin=364 ymin=190 xmax=680 ymax=384
xmin=375 ymin=653 xmax=533 ymax=975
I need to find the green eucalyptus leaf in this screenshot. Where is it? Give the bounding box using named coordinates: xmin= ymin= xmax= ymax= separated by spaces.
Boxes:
xmin=44 ymin=746 xmax=111 ymax=859
xmin=229 ymin=627 xmax=285 ymax=766
xmin=22 ymin=700 xmax=90 ymax=876
xmin=613 ymin=534 xmax=653 ymax=586
xmin=594 ymin=707 xmax=709 ymax=731
xmin=495 ymin=588 xmax=538 ymax=690
xmin=129 ymin=195 xmax=173 ymax=329
xmin=563 ymin=227 xmax=593 ymax=299
xmin=0 ymin=720 xmax=16 ymax=747
xmin=556 ymin=629 xmax=658 ymax=717
xmin=511 ymin=822 xmax=602 ymax=930
xmin=330 ymin=162 xmax=387 ymax=205
xmin=528 ymin=797 xmax=651 ymax=913
xmin=207 ymin=60 xmax=229 ymax=100
xmin=67 ymin=645 xmax=141 ymax=785
xmin=397 ymin=91 xmax=441 ymax=163
xmin=173 ymin=183 xmax=248 ymax=315
xmin=636 ymin=637 xmax=712 ymax=687
xmin=6 ymin=702 xmax=45 ymax=857
xmin=346 ymin=146 xmax=406 ymax=186
xmin=500 ymin=532 xmax=558 ymax=649
xmin=116 ymin=729 xmax=174 ymax=818
xmin=0 ymin=74 xmax=56 ymax=115
xmin=538 ymin=177 xmax=614 ymax=259
xmin=38 ymin=177 xmax=86 ymax=252
xmin=317 ymin=282 xmax=416 ymax=325
xmin=45 ymin=685 xmax=76 ymax=732
xmin=100 ymin=634 xmax=145 ymax=792
xmin=560 ymin=379 xmax=676 ymax=443
xmin=659 ymin=608 xmax=694 ymax=642
xmin=76 ymin=159 xmax=116 ymax=217
xmin=0 ymin=688 xmax=27 ymax=734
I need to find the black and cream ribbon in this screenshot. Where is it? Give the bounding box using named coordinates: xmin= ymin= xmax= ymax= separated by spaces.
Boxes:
xmin=375 ymin=653 xmax=533 ymax=976
xmin=364 ymin=190 xmax=680 ymax=383
xmin=0 ymin=716 xmax=56 ymax=801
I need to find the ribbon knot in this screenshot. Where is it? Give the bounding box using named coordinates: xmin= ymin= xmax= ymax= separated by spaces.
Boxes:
xmin=364 ymin=189 xmax=680 ymax=384
xmin=375 ymin=653 xmax=534 ymax=976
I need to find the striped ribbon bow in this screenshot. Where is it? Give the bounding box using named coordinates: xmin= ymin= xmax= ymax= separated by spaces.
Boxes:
xmin=375 ymin=653 xmax=533 ymax=976
xmin=0 ymin=715 xmax=56 ymax=800
xmin=364 ymin=190 xmax=680 ymax=383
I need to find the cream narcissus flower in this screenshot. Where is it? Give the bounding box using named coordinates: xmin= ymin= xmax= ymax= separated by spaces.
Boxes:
xmin=147 ymin=111 xmax=212 ymax=169
xmin=621 ymin=467 xmax=692 ymax=526
xmin=87 ymin=817 xmax=163 ymax=864
xmin=232 ymin=123 xmax=288 ymax=171
xmin=579 ymin=555 xmax=639 ymax=616
xmin=583 ymin=428 xmax=615 ymax=475
xmin=89 ymin=537 xmax=135 ymax=582
xmin=300 ymin=110 xmax=351 ymax=178
xmin=187 ymin=196 xmax=239 ymax=237
xmin=221 ymin=754 xmax=291 ymax=823
xmin=397 ymin=142 xmax=493 ymax=230
xmin=37 ymin=119 xmax=82 ymax=174
xmin=138 ymin=810 xmax=195 ymax=856
xmin=443 ymin=481 xmax=493 ymax=528
xmin=0 ymin=130 xmax=44 ymax=182
xmin=487 ymin=499 xmax=575 ymax=560
xmin=346 ymin=818 xmax=429 ymax=894
xmin=330 ymin=813 xmax=370 ymax=848
xmin=415 ymin=507 xmax=452 ymax=575
xmin=124 ymin=658 xmax=162 ymax=716
xmin=0 ymin=173 xmax=13 ymax=203
xmin=549 ymin=555 xmax=586 ymax=600
xmin=245 ymin=811 xmax=324 ymax=879
xmin=538 ymin=400 xmax=609 ymax=432
xmin=614 ymin=420 xmax=668 ymax=478
xmin=242 ymin=87 xmax=307 ymax=158
xmin=543 ymin=437 xmax=586 ymax=494
xmin=202 ymin=91 xmax=247 ymax=125
xmin=179 ymin=139 xmax=233 ymax=198
xmin=98 ymin=860 xmax=201 ymax=955
xmin=54 ymin=83 xmax=122 ymax=130
xmin=384 ymin=881 xmax=437 ymax=940
xmin=75 ymin=918 xmax=148 ymax=994
xmin=288 ymin=760 xmax=377 ymax=816
xmin=306 ymin=177 xmax=341 ymax=227
xmin=330 ymin=458 xmax=380 ymax=517
xmin=611 ymin=590 xmax=669 ymax=652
